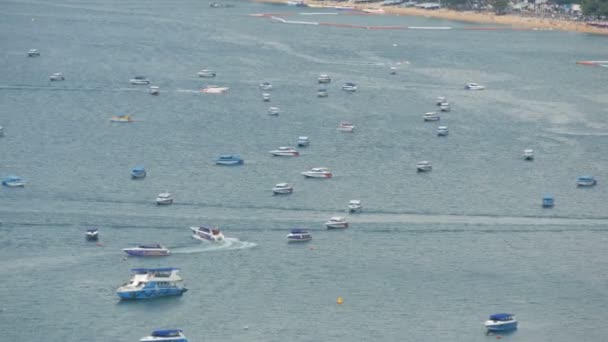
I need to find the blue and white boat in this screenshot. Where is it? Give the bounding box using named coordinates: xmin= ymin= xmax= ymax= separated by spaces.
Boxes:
xmin=2 ymin=175 xmax=26 ymax=187
xmin=437 ymin=126 xmax=449 ymax=136
xmin=577 ymin=175 xmax=596 ymax=187
xmin=123 ymin=244 xmax=170 ymax=257
xmin=140 ymin=329 xmax=188 ymax=342
xmin=85 ymin=228 xmax=99 ymax=241
xmin=214 ymin=155 xmax=243 ymax=165
xmin=131 ymin=167 xmax=147 ymax=179
xmin=542 ymin=194 xmax=554 ymax=208
xmin=116 ymin=268 xmax=187 ymax=300
xmin=484 ymin=313 xmax=517 ymax=332
xmin=297 ymin=136 xmax=310 ymax=147
xmin=342 ymin=82 xmax=357 ymax=92
xmin=287 ymin=229 xmax=312 ymax=242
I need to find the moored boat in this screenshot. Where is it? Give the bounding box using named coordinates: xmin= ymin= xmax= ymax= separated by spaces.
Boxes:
xmin=439 ymin=102 xmax=450 ymax=112
xmin=130 ymin=76 xmax=150 ymax=85
xmin=49 ymin=72 xmax=65 ymax=81
xmin=268 ymin=106 xmax=280 ymax=115
xmin=148 ymin=86 xmax=160 ymax=95
xmin=110 ymin=115 xmax=134 ymax=123
xmin=2 ymin=175 xmax=26 ymax=187
xmin=85 ymin=228 xmax=99 ymax=241
xmin=325 ymin=216 xmax=348 ymax=229
xmin=262 ymin=93 xmax=271 ymax=102
xmin=577 ymin=175 xmax=596 ymax=187
xmin=189 ymin=226 xmax=224 ymax=242
xmin=389 ymin=66 xmax=397 ymax=75
xmin=259 ymin=81 xmax=273 ymax=90
xmin=465 ymin=82 xmax=485 ymax=90
xmin=437 ymin=126 xmax=449 ymax=136
xmin=337 ymin=121 xmax=355 ymax=132
xmin=423 ymin=112 xmax=440 ymax=121
xmin=542 ymin=194 xmax=554 ymax=208
xmin=140 ymin=329 xmax=188 ymax=342
xmin=214 ymin=154 xmax=244 ymax=165
xmin=131 ymin=166 xmax=146 ymax=179
xmin=27 ymin=49 xmax=40 ymax=57
xmin=272 ymin=183 xmax=294 ymax=194
xmin=348 ymin=200 xmax=362 ymax=213
xmin=436 ymin=96 xmax=447 ymax=105
xmin=301 ymin=167 xmax=332 ymax=178
xmin=123 ymin=244 xmax=170 ymax=257
xmin=297 ymin=136 xmax=310 ymax=147
xmin=197 ymin=69 xmax=216 ymax=78
xmin=523 ymin=149 xmax=534 ymax=160
xmin=318 ymin=74 xmax=331 ymax=84
xmin=484 ymin=313 xmax=518 ymax=332
xmin=317 ymin=88 xmax=328 ymax=97
xmin=287 ymin=228 xmax=312 ymax=242
xmin=269 ymin=146 xmax=299 ymax=157
xmin=116 ymin=268 xmax=187 ymax=300
xmin=342 ymin=82 xmax=357 ymax=92
xmin=416 ymin=161 xmax=432 ymax=172
xmin=156 ymin=192 xmax=173 ymax=205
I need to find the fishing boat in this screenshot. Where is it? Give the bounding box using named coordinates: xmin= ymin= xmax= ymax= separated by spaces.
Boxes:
xmin=269 ymin=146 xmax=299 ymax=157
xmin=27 ymin=49 xmax=40 ymax=57
xmin=262 ymin=93 xmax=271 ymax=102
xmin=416 ymin=161 xmax=432 ymax=172
xmin=201 ymin=85 xmax=228 ymax=94
xmin=577 ymin=175 xmax=597 ymax=187
xmin=301 ymin=167 xmax=332 ymax=178
xmin=189 ymin=226 xmax=224 ymax=242
xmin=2 ymin=175 xmax=26 ymax=187
xmin=268 ymin=107 xmax=280 ymax=115
xmin=156 ymin=192 xmax=173 ymax=205
xmin=272 ymin=183 xmax=294 ymax=194
xmin=342 ymin=82 xmax=357 ymax=92
xmin=423 ymin=112 xmax=440 ymax=121
xmin=542 ymin=194 xmax=554 ymax=208
xmin=85 ymin=228 xmax=99 ymax=241
xmin=214 ymin=155 xmax=243 ymax=165
xmin=123 ymin=244 xmax=170 ymax=257
xmin=130 ymin=76 xmax=150 ymax=85
xmin=116 ymin=268 xmax=187 ymax=300
xmin=131 ymin=167 xmax=146 ymax=179
xmin=318 ymin=74 xmax=331 ymax=84
xmin=148 ymin=86 xmax=160 ymax=95
xmin=523 ymin=149 xmax=534 ymax=160
xmin=337 ymin=121 xmax=355 ymax=132
xmin=259 ymin=81 xmax=273 ymax=90
xmin=348 ymin=200 xmax=362 ymax=213
xmin=484 ymin=313 xmax=518 ymax=332
xmin=437 ymin=126 xmax=449 ymax=136
xmin=439 ymin=102 xmax=450 ymax=112
xmin=317 ymin=88 xmax=328 ymax=97
xmin=465 ymin=82 xmax=485 ymax=90
xmin=197 ymin=69 xmax=216 ymax=78
xmin=110 ymin=115 xmax=133 ymax=123
xmin=140 ymin=329 xmax=188 ymax=342
xmin=49 ymin=72 xmax=65 ymax=81
xmin=325 ymin=216 xmax=348 ymax=229
xmin=297 ymin=136 xmax=310 ymax=147
xmin=287 ymin=229 xmax=312 ymax=242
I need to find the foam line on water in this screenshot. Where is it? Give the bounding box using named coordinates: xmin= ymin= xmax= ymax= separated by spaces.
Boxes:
xmin=172 ymin=237 xmax=257 ymax=254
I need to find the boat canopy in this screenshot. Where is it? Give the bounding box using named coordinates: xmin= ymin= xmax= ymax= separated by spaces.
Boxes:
xmin=131 ymin=267 xmax=179 ymax=273
xmin=543 ymin=194 xmax=554 ymax=199
xmin=152 ymin=329 xmax=182 ymax=337
xmin=86 ymin=228 xmax=98 ymax=232
xmin=578 ymin=175 xmax=595 ymax=180
xmin=290 ymin=228 xmax=308 ymax=234
xmin=489 ymin=313 xmax=514 ymax=321
xmin=344 ymin=82 xmax=356 ymax=86
xmin=219 ymin=155 xmax=240 ymax=159
xmin=139 ymin=244 xmax=163 ymax=249
xmin=132 ymin=167 xmax=145 ymax=172
xmin=4 ymin=175 xmax=22 ymax=181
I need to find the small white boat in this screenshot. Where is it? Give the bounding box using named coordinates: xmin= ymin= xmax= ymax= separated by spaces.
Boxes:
xmin=317 ymin=88 xmax=328 ymax=97
xmin=348 ymin=200 xmax=362 ymax=213
xmin=465 ymin=82 xmax=485 ymax=90
xmin=201 ymin=85 xmax=229 ymax=94
xmin=2 ymin=175 xmax=26 ymax=187
xmin=140 ymin=329 xmax=188 ymax=342
xmin=523 ymin=149 xmax=534 ymax=160
xmin=268 ymin=107 xmax=280 ymax=115
xmin=110 ymin=115 xmax=133 ymax=123
xmin=416 ymin=161 xmax=432 ymax=172
xmin=389 ymin=66 xmax=397 ymax=75
xmin=259 ymin=82 xmax=273 ymax=90
xmin=423 ymin=112 xmax=440 ymax=121
xmin=297 ymin=136 xmax=309 ymax=147
xmin=272 ymin=183 xmax=294 ymax=194
xmin=577 ymin=175 xmax=597 ymax=187
xmin=439 ymin=102 xmax=450 ymax=112
xmin=197 ymin=69 xmax=216 ymax=78
xmin=123 ymin=244 xmax=170 ymax=257
xmin=437 ymin=126 xmax=449 ymax=136
xmin=484 ymin=313 xmax=518 ymax=333
xmin=301 ymin=167 xmax=332 ymax=178
xmin=436 ymin=96 xmax=447 ymax=105
xmin=49 ymin=72 xmax=65 ymax=81
xmin=28 ymin=49 xmax=40 ymax=57
xmin=287 ymin=229 xmax=312 ymax=242
xmin=269 ymin=146 xmax=299 ymax=157
xmin=325 ymin=216 xmax=348 ymax=229
xmin=337 ymin=121 xmax=355 ymax=132
xmin=318 ymin=74 xmax=331 ymax=84
xmin=130 ymin=76 xmax=150 ymax=85
xmin=190 ymin=226 xmax=224 ymax=242
xmin=262 ymin=93 xmax=271 ymax=102
xmin=85 ymin=228 xmax=99 ymax=241
xmin=156 ymin=192 xmax=173 ymax=205
xmin=148 ymin=86 xmax=160 ymax=95
xmin=342 ymin=82 xmax=357 ymax=92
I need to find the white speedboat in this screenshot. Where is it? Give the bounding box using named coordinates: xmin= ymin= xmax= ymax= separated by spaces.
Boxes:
xmin=259 ymin=82 xmax=273 ymax=90
xmin=577 ymin=175 xmax=597 ymax=187
xmin=297 ymin=136 xmax=309 ymax=147
xmin=201 ymin=85 xmax=229 ymax=94
xmin=342 ymin=82 xmax=357 ymax=92
xmin=28 ymin=49 xmax=40 ymax=57
xmin=268 ymin=107 xmax=280 ymax=115
xmin=140 ymin=329 xmax=188 ymax=342
xmin=389 ymin=66 xmax=397 ymax=75
xmin=437 ymin=126 xmax=449 ymax=136
xmin=85 ymin=228 xmax=99 ymax=241
xmin=287 ymin=229 xmax=312 ymax=242
xmin=156 ymin=192 xmax=173 ymax=205
xmin=148 ymin=86 xmax=160 ymax=95
xmin=269 ymin=146 xmax=299 ymax=157
xmin=49 ymin=72 xmax=65 ymax=81
xmin=301 ymin=167 xmax=332 ymax=178
xmin=317 ymin=88 xmax=328 ymax=97
xmin=262 ymin=93 xmax=271 ymax=102
xmin=318 ymin=74 xmax=331 ymax=84
xmin=439 ymin=102 xmax=450 ymax=112
xmin=110 ymin=115 xmax=133 ymax=123
xmin=348 ymin=200 xmax=362 ymax=213
xmin=123 ymin=244 xmax=170 ymax=257
xmin=484 ymin=313 xmax=518 ymax=333
xmin=416 ymin=161 xmax=432 ymax=172
xmin=325 ymin=216 xmax=348 ymax=229
xmin=272 ymin=183 xmax=294 ymax=194
xmin=130 ymin=76 xmax=150 ymax=85
xmin=523 ymin=149 xmax=534 ymax=160
xmin=423 ymin=112 xmax=440 ymax=121
xmin=190 ymin=226 xmax=224 ymax=242
xmin=337 ymin=121 xmax=355 ymax=132
xmin=197 ymin=69 xmax=216 ymax=78
xmin=465 ymin=82 xmax=485 ymax=90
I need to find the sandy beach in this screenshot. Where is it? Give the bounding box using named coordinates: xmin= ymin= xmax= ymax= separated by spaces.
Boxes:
xmin=253 ymin=0 xmax=608 ymax=35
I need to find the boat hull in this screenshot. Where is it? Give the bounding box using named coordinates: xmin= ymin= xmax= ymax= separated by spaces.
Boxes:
xmin=326 ymin=223 xmax=348 ymax=229
xmin=287 ymin=235 xmax=312 ymax=242
xmin=131 ymin=80 xmax=150 ymax=85
xmin=117 ymin=288 xmax=187 ymax=300
xmin=123 ymin=249 xmax=170 ymax=257
xmin=156 ymin=199 xmax=173 ymax=205
xmin=215 ymin=160 xmax=243 ymax=165
xmin=302 ymin=172 xmax=332 ymax=178
xmin=85 ymin=234 xmax=99 ymax=241
xmin=485 ymin=321 xmax=517 ymax=332
xmin=2 ymin=181 xmax=25 ymax=187
xmin=270 ymin=152 xmax=299 ymax=157
xmin=131 ymin=173 xmax=146 ymax=179
xmin=273 ymin=188 xmax=293 ymax=194
xmin=348 ymin=207 xmax=362 ymax=213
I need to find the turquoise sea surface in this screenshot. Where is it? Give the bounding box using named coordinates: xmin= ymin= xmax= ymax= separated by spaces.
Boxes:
xmin=1 ymin=0 xmax=608 ymax=341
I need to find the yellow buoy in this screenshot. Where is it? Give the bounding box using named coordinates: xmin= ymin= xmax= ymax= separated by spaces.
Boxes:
xmin=336 ymin=296 xmax=343 ymax=305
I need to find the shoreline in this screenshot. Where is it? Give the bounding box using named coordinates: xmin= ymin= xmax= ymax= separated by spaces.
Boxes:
xmin=252 ymin=0 xmax=608 ymax=35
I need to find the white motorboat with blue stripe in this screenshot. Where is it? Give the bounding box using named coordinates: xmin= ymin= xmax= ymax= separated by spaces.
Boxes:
xmin=577 ymin=175 xmax=596 ymax=187
xmin=287 ymin=229 xmax=312 ymax=242
xmin=116 ymin=268 xmax=187 ymax=300
xmin=140 ymin=329 xmax=188 ymax=342
xmin=2 ymin=175 xmax=26 ymax=187
xmin=85 ymin=228 xmax=99 ymax=241
xmin=130 ymin=76 xmax=150 ymax=85
xmin=123 ymin=244 xmax=170 ymax=257
xmin=484 ymin=313 xmax=517 ymax=332
xmin=273 ymin=183 xmax=293 ymax=194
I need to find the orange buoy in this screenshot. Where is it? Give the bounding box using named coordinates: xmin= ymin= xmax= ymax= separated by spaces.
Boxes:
xmin=336 ymin=296 xmax=344 ymax=305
